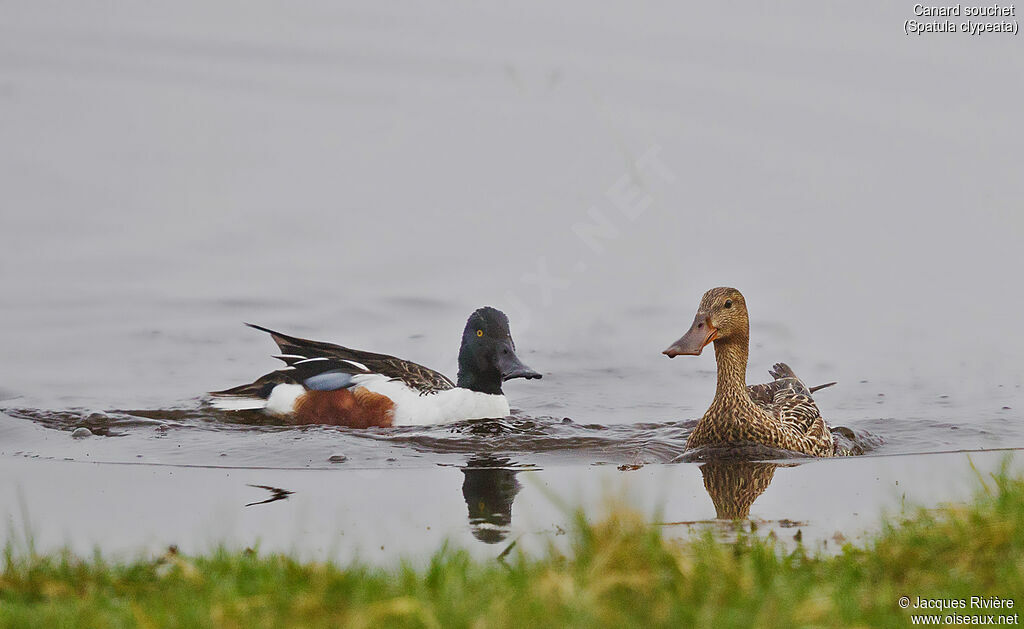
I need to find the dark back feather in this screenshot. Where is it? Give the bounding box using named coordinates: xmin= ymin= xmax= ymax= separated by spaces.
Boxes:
xmin=245 ymin=323 xmax=455 ymax=393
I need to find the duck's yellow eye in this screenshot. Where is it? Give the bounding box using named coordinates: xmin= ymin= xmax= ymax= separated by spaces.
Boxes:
xmin=476 ymin=329 xmax=484 ymax=337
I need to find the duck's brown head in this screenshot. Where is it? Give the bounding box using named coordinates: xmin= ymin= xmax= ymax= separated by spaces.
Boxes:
xmin=663 ymin=287 xmax=748 ymax=357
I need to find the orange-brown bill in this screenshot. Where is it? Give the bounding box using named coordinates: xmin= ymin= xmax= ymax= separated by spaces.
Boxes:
xmin=662 ymin=313 xmax=718 ymax=357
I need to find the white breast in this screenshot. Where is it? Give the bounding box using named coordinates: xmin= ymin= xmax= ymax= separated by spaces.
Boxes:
xmin=352 ymin=375 xmax=510 ymax=426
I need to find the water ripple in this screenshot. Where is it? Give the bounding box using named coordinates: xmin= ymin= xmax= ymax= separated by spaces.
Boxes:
xmin=1 ymin=404 xmax=897 ymax=470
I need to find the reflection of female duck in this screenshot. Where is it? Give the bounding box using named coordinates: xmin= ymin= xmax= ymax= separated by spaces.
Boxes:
xmin=664 ymin=287 xmax=837 ymax=457
xmin=461 ymin=457 xmax=522 ymax=544
xmin=700 ymin=461 xmax=778 ymax=519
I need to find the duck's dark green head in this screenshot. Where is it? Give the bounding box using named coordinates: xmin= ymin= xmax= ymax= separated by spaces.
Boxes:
xmin=457 ymin=307 xmax=541 ymax=394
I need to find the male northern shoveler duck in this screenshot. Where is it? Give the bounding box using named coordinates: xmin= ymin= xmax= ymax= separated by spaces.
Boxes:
xmin=662 ymin=287 xmax=837 ymax=457
xmin=211 ymin=307 xmax=541 ymax=427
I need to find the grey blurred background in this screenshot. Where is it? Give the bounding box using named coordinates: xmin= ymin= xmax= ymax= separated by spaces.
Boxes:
xmin=1 ymin=2 xmax=1022 ymax=428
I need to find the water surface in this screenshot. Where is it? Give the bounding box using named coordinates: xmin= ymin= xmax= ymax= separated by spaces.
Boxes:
xmin=1 ymin=1 xmax=1022 ymax=560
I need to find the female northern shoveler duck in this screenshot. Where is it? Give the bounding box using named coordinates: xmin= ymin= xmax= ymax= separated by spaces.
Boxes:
xmin=662 ymin=287 xmax=837 ymax=457
xmin=211 ymin=307 xmax=541 ymax=427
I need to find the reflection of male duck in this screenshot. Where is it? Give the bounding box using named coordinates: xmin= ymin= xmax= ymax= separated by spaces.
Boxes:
xmin=461 ymin=457 xmax=522 ymax=544
xmin=700 ymin=461 xmax=778 ymax=520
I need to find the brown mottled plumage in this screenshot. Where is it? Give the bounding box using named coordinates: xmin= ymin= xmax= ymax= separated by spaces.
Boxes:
xmin=663 ymin=287 xmax=836 ymax=457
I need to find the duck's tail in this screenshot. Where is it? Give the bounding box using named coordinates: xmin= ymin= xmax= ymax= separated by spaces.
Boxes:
xmin=208 ymin=395 xmax=269 ymax=411
xmin=209 ymin=371 xmax=293 ymax=410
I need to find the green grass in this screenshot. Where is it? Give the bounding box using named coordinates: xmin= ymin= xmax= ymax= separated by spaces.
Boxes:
xmin=2 ymin=464 xmax=1023 ymax=628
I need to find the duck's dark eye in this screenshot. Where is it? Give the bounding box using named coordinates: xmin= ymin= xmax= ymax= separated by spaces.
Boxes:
xmin=724 ymin=300 xmax=732 ymax=309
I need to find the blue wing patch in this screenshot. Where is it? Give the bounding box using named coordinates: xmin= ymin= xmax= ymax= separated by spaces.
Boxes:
xmin=303 ymin=370 xmax=356 ymax=391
